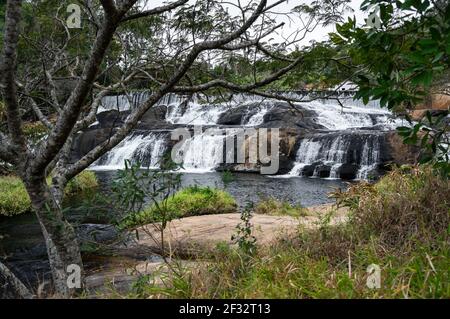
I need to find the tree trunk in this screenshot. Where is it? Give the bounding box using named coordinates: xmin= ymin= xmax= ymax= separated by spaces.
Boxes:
xmin=0 ymin=261 xmax=33 ymax=299
xmin=25 ymin=177 xmax=84 ymax=298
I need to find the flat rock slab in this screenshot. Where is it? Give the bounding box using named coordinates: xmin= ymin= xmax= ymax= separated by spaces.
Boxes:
xmin=85 ymin=204 xmax=348 ymax=296
xmin=117 ymin=204 xmax=348 ymax=258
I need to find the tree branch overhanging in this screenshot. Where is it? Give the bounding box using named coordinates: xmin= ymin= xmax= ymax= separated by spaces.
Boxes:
xmin=121 ymin=0 xmax=189 ymax=22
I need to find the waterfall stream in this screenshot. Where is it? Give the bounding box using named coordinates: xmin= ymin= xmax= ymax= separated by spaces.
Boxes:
xmin=288 ymin=133 xmax=383 ymax=180
xmin=90 ymin=92 xmax=405 ymax=179
xmin=92 ymin=132 xmax=168 ymax=170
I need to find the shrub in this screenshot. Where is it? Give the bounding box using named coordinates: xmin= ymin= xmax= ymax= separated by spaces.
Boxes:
xmin=0 ymin=176 xmax=32 ymax=217
xmin=254 ymin=197 xmax=307 ymax=217
xmin=0 ymin=171 xmax=98 ymax=217
xmin=121 ymin=186 xmax=237 ymax=228
xmin=22 ymin=121 xmax=49 ymax=141
xmin=332 ymin=165 xmax=450 ymax=248
xmin=64 ymin=171 xmax=98 ymax=196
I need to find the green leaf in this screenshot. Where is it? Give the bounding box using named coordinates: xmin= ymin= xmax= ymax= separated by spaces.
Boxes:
xmin=411 ymin=70 xmax=433 ymax=87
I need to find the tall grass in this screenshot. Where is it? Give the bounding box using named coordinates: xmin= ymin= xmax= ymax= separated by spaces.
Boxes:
xmin=254 ymin=197 xmax=307 ymax=217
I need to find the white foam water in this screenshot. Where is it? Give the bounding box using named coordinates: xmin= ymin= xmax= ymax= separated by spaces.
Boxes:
xmin=91 ymin=133 xmax=167 ymax=170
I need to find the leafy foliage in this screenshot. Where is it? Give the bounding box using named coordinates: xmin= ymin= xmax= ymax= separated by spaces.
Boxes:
xmin=125 ymin=166 xmax=450 ymax=299
xmin=232 ymin=202 xmax=257 ymax=255
xmin=331 ymin=0 xmax=450 ymax=174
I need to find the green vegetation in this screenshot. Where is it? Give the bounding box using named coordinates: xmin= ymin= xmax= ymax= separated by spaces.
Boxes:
xmin=0 ymin=171 xmax=98 ymax=217
xmin=0 ymin=176 xmax=32 ymax=217
xmin=64 ymin=171 xmax=99 ymax=197
xmin=254 ymin=198 xmax=307 ymax=217
xmin=22 ymin=121 xmax=49 ymax=141
xmin=120 ymin=186 xmax=237 ymax=229
xmin=127 ymin=166 xmax=450 ymax=299
xmin=332 ymin=0 xmax=450 ymax=174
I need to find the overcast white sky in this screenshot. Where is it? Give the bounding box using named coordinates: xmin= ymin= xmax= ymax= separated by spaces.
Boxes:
xmin=146 ymin=0 xmax=367 ymax=46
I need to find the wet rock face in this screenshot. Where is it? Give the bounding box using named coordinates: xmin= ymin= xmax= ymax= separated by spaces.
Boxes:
xmin=262 ymin=103 xmax=325 ymax=130
xmin=215 ymin=101 xmax=325 ymax=130
xmin=216 ymin=104 xmax=250 ymax=125
xmin=96 ymin=110 xmax=128 ymax=127
xmin=338 ymin=164 xmax=359 ymax=180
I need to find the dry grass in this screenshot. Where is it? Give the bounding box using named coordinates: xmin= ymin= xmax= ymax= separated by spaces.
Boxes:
xmin=332 ymin=165 xmax=450 ymax=249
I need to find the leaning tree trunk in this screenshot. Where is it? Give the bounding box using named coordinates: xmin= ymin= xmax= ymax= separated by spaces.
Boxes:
xmin=0 ymin=261 xmax=33 ymax=299
xmin=25 ymin=176 xmax=84 ymax=298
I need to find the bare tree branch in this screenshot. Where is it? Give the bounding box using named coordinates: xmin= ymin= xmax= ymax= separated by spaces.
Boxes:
xmin=61 ymin=0 xmax=270 ymax=181
xmin=121 ymin=0 xmax=189 ymax=22
xmin=171 ymin=55 xmax=303 ymax=93
xmin=30 ymin=9 xmax=125 ymax=175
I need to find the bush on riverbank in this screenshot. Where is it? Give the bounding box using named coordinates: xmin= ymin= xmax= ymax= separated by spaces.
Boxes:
xmin=0 ymin=176 xmax=31 ymax=217
xmin=0 ymin=171 xmax=98 ymax=217
xmin=128 ymin=166 xmax=450 ymax=299
xmin=120 ymin=186 xmax=237 ymax=229
xmin=332 ymin=165 xmax=450 ymax=249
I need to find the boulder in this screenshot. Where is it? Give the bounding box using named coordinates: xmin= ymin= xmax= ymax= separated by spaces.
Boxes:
xmin=263 ymin=103 xmax=325 ymax=130
xmin=338 ymin=164 xmax=358 ymax=180
xmin=314 ymin=164 xmax=331 ymax=178
xmin=115 ymin=206 xmax=349 ymax=258
xmin=96 ymin=110 xmax=129 ymax=127
xmin=217 ymin=104 xmax=254 ymax=125
xmin=76 ymin=224 xmax=119 ymax=244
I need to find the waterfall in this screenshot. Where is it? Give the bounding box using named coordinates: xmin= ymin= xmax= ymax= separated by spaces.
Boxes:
xmin=289 ymin=133 xmax=383 ymax=180
xmin=89 ymin=91 xmax=406 ymax=180
xmin=299 ymin=99 xmax=405 ymax=130
xmin=175 ymin=133 xmax=226 ymax=172
xmin=242 ymin=103 xmax=275 ymax=126
xmin=356 ymin=137 xmax=381 ymax=180
xmin=167 ymin=102 xmax=228 ymax=125
xmin=98 ymin=92 xmax=184 ymax=113
xmin=92 ymin=132 xmax=168 ymax=170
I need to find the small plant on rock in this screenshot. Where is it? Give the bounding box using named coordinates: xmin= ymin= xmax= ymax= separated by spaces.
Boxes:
xmin=232 ymin=202 xmax=257 ymax=256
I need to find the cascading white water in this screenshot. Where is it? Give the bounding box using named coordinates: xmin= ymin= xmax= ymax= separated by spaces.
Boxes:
xmin=288 ymin=133 xmax=382 ymax=180
xmin=92 ymin=132 xmax=167 ymax=170
xmin=356 ymin=137 xmax=381 ymax=180
xmin=304 ymin=100 xmax=405 ymax=130
xmin=242 ymin=103 xmax=275 ymax=126
xmin=98 ymin=92 xmax=184 ymax=113
xmin=165 ymin=94 xmax=272 ymax=126
xmin=167 ymin=102 xmax=227 ymax=125
xmin=175 ymin=133 xmax=226 ymax=172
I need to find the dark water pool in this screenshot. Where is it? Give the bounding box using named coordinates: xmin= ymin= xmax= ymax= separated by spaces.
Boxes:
xmin=94 ymin=170 xmax=348 ymax=208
